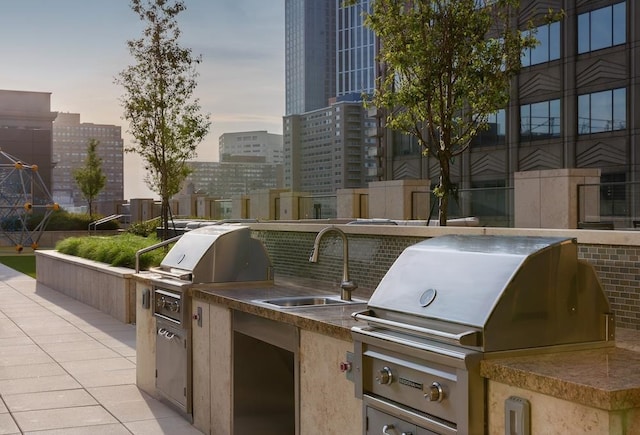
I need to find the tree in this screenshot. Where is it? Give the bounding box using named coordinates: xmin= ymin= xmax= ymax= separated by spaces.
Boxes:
xmin=350 ymin=0 xmax=539 ymax=225
xmin=116 ymin=0 xmax=210 ymax=238
xmin=73 ymin=138 xmax=106 ymax=220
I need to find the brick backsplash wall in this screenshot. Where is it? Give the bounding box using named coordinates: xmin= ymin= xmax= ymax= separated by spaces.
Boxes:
xmin=579 ymin=245 xmax=640 ymax=330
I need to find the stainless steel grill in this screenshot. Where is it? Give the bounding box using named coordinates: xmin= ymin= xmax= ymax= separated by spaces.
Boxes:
xmin=351 ymin=235 xmax=614 ymax=434
xmin=149 ymin=225 xmax=272 ymax=419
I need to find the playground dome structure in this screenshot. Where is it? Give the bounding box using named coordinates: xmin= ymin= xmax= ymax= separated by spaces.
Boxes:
xmin=0 ymin=149 xmax=59 ymax=252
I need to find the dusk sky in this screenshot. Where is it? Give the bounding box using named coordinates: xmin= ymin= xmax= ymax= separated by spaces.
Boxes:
xmin=0 ymin=0 xmax=285 ymax=198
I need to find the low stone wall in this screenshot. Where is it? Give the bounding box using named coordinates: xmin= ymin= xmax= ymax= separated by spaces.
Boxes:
xmin=35 ymin=250 xmax=136 ymax=324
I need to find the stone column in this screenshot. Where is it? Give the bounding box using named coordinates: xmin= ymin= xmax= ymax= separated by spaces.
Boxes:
xmin=336 ymin=188 xmax=369 ymax=219
xmin=514 ymin=168 xmax=601 ymax=229
xmin=368 ymin=180 xmax=430 ymax=220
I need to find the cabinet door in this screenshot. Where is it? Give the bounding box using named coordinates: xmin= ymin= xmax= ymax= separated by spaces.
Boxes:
xmin=156 ymin=319 xmax=188 ymax=410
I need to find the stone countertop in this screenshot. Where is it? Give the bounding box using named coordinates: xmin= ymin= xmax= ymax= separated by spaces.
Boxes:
xmin=481 ymin=328 xmax=640 ymax=411
xmin=191 ymin=276 xmax=373 ymax=342
xmin=190 ymin=275 xmax=640 ymax=412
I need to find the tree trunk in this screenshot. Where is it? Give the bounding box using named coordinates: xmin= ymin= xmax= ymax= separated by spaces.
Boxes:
xmin=438 ymin=155 xmax=451 ymax=226
xmin=161 ymin=197 xmax=170 ymax=240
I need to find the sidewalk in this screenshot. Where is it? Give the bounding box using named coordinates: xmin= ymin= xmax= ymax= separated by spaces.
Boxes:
xmin=0 ymin=263 xmax=203 ymax=434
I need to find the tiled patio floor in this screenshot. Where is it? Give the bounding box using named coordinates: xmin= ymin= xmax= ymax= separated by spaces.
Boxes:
xmin=0 ymin=264 xmax=203 ymax=435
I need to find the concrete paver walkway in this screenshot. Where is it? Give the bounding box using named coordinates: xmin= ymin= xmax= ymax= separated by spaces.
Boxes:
xmin=0 ymin=263 xmax=203 ymax=434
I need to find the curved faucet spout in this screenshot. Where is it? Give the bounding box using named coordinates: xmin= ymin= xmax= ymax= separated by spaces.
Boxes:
xmin=309 ymin=226 xmax=357 ymax=301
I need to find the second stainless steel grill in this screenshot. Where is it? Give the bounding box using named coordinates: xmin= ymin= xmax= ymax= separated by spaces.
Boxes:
xmin=149 ymin=224 xmax=273 ymax=420
xmin=351 ymin=235 xmax=614 ymax=434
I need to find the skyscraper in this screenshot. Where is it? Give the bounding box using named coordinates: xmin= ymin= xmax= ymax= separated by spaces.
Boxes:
xmin=284 ymin=0 xmax=378 ymax=195
xmin=285 ymin=0 xmax=336 ymax=115
xmin=336 ymin=0 xmax=376 ymax=100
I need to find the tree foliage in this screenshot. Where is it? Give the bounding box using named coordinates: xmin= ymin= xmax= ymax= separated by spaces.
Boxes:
xmin=73 ymin=138 xmax=106 ymax=219
xmin=349 ymin=0 xmax=538 ymax=224
xmin=116 ymin=0 xmax=210 ymax=238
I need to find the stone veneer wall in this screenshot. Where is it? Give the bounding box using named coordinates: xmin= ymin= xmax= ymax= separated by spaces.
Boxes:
xmin=252 ymin=228 xmax=640 ymax=331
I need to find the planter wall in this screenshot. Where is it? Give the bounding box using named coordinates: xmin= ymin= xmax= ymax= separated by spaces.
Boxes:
xmin=35 ymin=250 xmax=136 ymax=324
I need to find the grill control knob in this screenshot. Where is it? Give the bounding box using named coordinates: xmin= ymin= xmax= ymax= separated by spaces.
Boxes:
xmin=425 ymin=382 xmax=444 ymax=402
xmin=156 ymin=296 xmax=166 ymax=309
xmin=376 ymin=366 xmax=393 ymax=385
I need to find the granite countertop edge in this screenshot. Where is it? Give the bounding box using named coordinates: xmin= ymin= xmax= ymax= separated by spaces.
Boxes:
xmin=480 ymin=334 xmax=640 ymax=411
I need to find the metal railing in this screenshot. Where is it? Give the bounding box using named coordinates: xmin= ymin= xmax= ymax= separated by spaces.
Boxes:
xmin=88 ymin=214 xmax=130 ymax=232
xmin=578 ymin=181 xmax=640 ymax=229
xmin=134 ymin=235 xmax=182 ymax=273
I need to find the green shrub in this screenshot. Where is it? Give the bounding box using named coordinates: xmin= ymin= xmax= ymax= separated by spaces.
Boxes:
xmin=28 ymin=211 xmax=119 ymax=231
xmin=56 ymin=234 xmax=167 ymax=270
xmin=126 ymin=218 xmax=161 ymax=237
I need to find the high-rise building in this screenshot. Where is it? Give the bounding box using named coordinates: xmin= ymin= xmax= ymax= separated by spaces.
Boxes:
xmin=381 ymin=0 xmax=639 ymax=221
xmin=52 ymin=113 xmax=124 ymax=209
xmin=284 ymin=101 xmax=374 ymax=195
xmin=285 ymin=0 xmax=336 ymax=115
xmin=183 ymin=160 xmax=283 ymax=199
xmin=218 ymin=131 xmax=283 ymax=164
xmin=0 ymin=90 xmax=57 ymax=196
xmin=336 ymin=0 xmax=376 ymax=100
xmin=283 ymin=0 xmax=378 ymax=195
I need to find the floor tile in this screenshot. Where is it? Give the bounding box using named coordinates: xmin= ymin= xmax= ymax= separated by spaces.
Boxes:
xmin=86 ymin=384 xmax=151 ymax=404
xmin=125 ymin=416 xmax=204 ymax=435
xmin=4 ymin=389 xmax=97 ymax=412
xmin=0 ymin=375 xmax=81 ymax=395
xmin=0 ymin=363 xmax=65 ymax=381
xmin=22 ymin=423 xmax=132 ymax=435
xmin=13 ymin=405 xmax=118 ymax=432
xmin=0 ymin=413 xmax=19 ymax=435
xmin=44 ymin=347 xmax=122 ymax=363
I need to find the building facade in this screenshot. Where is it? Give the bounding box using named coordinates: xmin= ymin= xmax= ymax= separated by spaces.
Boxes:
xmin=283 ymin=101 xmax=375 ymax=195
xmin=283 ymin=0 xmax=378 ymax=195
xmin=381 ymin=0 xmax=639 ymax=221
xmin=285 ymin=0 xmax=336 ymax=115
xmin=52 ymin=113 xmax=124 ymax=209
xmin=183 ymin=160 xmax=283 ymax=198
xmin=218 ymin=131 xmax=283 ymax=164
xmin=336 ymin=0 xmax=376 ymax=100
xmin=0 ymin=89 xmax=57 ymax=197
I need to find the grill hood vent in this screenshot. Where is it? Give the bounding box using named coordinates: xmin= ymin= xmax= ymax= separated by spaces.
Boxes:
xmin=366 ymin=235 xmax=613 ymax=352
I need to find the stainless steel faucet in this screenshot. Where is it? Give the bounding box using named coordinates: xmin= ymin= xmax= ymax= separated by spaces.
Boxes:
xmin=309 ymin=226 xmax=358 ymax=301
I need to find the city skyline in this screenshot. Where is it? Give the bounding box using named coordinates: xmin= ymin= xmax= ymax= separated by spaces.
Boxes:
xmin=0 ymin=0 xmax=285 ymax=198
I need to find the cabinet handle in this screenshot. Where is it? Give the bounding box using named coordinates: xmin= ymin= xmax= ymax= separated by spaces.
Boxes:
xmin=382 ymin=424 xmax=394 ymax=435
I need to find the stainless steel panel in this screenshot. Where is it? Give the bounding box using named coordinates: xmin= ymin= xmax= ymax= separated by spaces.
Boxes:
xmin=155 ymin=318 xmax=191 ymax=417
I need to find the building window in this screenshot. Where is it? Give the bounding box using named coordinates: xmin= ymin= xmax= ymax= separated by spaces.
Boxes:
xmin=472 ymin=110 xmax=506 ymax=147
xmin=578 ymin=2 xmax=626 ymax=54
xmin=522 ymin=22 xmax=560 ymax=66
xmin=520 ymin=99 xmax=560 ymax=140
xmin=578 ymin=88 xmax=626 ymax=134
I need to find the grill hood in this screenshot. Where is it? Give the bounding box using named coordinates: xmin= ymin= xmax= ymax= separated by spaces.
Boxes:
xmin=153 ymin=225 xmax=272 ymax=284
xmin=364 ymin=235 xmax=614 ymax=352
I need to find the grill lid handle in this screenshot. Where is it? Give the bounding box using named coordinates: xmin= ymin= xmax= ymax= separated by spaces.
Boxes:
xmin=352 ymin=310 xmax=481 ymax=347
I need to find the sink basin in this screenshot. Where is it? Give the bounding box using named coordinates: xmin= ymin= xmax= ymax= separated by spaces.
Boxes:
xmin=257 ymin=295 xmax=362 ymax=308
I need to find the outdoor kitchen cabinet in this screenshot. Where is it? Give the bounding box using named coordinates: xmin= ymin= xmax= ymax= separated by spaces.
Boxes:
xmin=298 ymin=330 xmax=362 ymax=434
xmin=191 ymin=299 xmax=233 ymax=435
